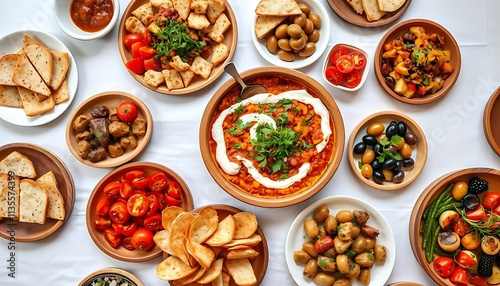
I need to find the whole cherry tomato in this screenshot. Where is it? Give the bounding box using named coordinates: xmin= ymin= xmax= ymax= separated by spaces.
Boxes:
xmin=109 ymin=201 xmax=130 ymax=224
xmin=314 ymin=235 xmax=334 ymax=253
xmin=117 ymin=101 xmax=139 ymax=123
xmin=432 ymin=256 xmax=455 ymax=277
xmin=127 ymin=193 xmax=149 ymax=217
xmin=131 ymin=228 xmax=154 ymax=250
xmin=104 ymin=229 xmax=123 ymax=249
xmin=148 ymin=172 xmax=168 ymax=192
xmin=123 ymin=33 xmax=143 ymax=48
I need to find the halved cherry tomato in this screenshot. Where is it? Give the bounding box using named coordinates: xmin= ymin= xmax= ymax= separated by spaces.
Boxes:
xmin=314 ymin=235 xmax=334 ymax=253
xmin=336 ymin=55 xmax=355 ymax=74
xmin=94 ymin=214 xmax=111 ymax=231
xmin=455 ymin=250 xmax=478 ymax=269
xmin=148 ymin=173 xmax=168 ymax=192
xmin=144 ymin=213 xmax=162 ymax=231
xmin=131 ymin=228 xmax=154 ymax=250
xmin=453 ymin=218 xmax=470 ymax=237
xmin=123 ymin=33 xmax=143 ymax=48
xmin=483 ymin=191 xmax=500 ymax=210
xmin=125 ymin=170 xmax=145 ymax=181
xmin=495 ymin=204 xmax=500 ymax=216
xmin=112 ymin=222 xmax=124 ymax=235
xmin=343 ymin=70 xmax=362 ymax=88
xmin=151 ymin=191 xmax=167 ymax=210
xmin=121 ymin=221 xmax=138 ymax=237
xmin=109 ymin=201 xmax=130 ymax=224
xmin=166 ymin=195 xmax=182 ymax=207
xmin=132 ymin=216 xmax=145 ymax=228
xmin=125 ymin=57 xmax=145 ymax=74
xmin=469 ymin=273 xmax=487 ymax=286
xmin=142 ymin=30 xmax=153 ymax=46
xmin=449 ymin=266 xmax=469 ymax=286
xmin=103 ymin=181 xmax=121 ymax=197
xmin=329 ymin=46 xmax=349 ymax=65
xmin=349 ymin=51 xmax=366 ymax=70
xmin=466 ymin=205 xmax=486 ymax=221
xmin=325 ymin=66 xmax=342 ymax=85
xmin=104 ymin=228 xmax=123 ymax=249
xmin=146 ymin=194 xmax=159 ymax=217
xmin=127 ymin=193 xmax=149 ymax=217
xmin=120 ymin=180 xmax=133 ymax=199
xmin=144 ymin=58 xmax=160 ymax=71
xmin=139 ymin=46 xmax=156 ymax=59
xmin=132 ymin=189 xmax=147 ymax=196
xmin=132 ymin=176 xmax=149 ymax=189
xmin=131 ymin=41 xmax=146 ymax=58
xmin=167 ymin=181 xmax=182 ymax=199
xmin=433 ymin=256 xmax=455 ymax=277
xmin=96 ymin=196 xmax=113 ymax=215
xmin=122 ymin=236 xmax=135 ymax=250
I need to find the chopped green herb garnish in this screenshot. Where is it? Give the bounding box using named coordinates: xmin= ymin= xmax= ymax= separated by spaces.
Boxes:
xmin=278 ymin=98 xmax=292 ymax=112
xmin=228 ymin=119 xmax=251 ymax=135
xmin=153 ymin=20 xmax=205 ymax=62
xmin=377 ymin=135 xmax=403 ymax=163
xmin=234 ymin=104 xmax=244 ymax=118
xmin=233 ymin=143 xmax=241 ymax=149
xmin=301 ymin=113 xmax=314 ymax=126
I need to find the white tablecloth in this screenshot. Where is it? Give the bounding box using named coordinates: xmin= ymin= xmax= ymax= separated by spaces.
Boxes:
xmin=0 ymin=0 xmax=499 ymax=285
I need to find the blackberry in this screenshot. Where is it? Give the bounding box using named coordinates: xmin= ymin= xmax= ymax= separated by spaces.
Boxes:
xmin=469 ymin=177 xmax=488 ymax=194
xmin=478 ymin=254 xmax=495 ymax=278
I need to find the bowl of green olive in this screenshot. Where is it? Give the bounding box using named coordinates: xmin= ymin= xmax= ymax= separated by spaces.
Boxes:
xmin=347 ymin=110 xmax=428 ymax=191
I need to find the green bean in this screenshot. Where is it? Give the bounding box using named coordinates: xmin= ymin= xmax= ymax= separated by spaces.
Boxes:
xmin=426 ymin=223 xmax=441 ymax=262
xmin=422 ymin=183 xmax=454 ymax=253
xmin=436 ymin=203 xmax=455 ymax=216
xmin=423 ymin=199 xmax=436 ymax=220
xmin=434 ymin=244 xmax=454 ymax=258
xmin=432 ymin=183 xmax=454 ymax=218
xmin=442 ymin=195 xmax=455 ymax=206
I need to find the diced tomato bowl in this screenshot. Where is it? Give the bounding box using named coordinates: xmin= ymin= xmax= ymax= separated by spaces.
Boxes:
xmin=322 ymin=43 xmax=370 ymax=91
xmin=86 ymin=161 xmax=194 ymax=262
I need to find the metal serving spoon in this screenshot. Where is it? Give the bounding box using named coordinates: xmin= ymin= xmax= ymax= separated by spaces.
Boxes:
xmin=224 ymin=62 xmax=268 ymax=99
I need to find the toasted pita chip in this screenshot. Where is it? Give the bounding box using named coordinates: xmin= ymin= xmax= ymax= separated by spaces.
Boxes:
xmin=189 ymin=206 xmax=219 ymax=244
xmin=19 ymin=179 xmax=48 ymax=224
xmin=206 ymin=214 xmax=235 ymax=247
xmin=362 ymin=0 xmax=386 ymax=21
xmin=22 ymin=34 xmax=42 ymax=50
xmin=191 ymin=0 xmax=209 ymax=13
xmin=162 ymin=206 xmax=185 ymax=230
xmin=154 ymin=229 xmax=176 ymax=256
xmin=226 ymin=247 xmax=259 ymax=260
xmin=186 ymin=239 xmax=215 ymax=269
xmin=210 ymin=271 xmax=223 ymax=286
xmin=254 ymin=15 xmax=287 ymax=39
xmin=17 ymin=87 xmax=54 ymax=116
xmin=0 ymin=174 xmax=19 ymax=218
xmin=144 ymin=70 xmax=165 ymax=87
xmin=189 ymin=56 xmax=213 ymax=79
xmin=224 ymin=258 xmax=256 ymax=286
xmin=221 ymin=272 xmax=230 ymax=286
xmin=12 ymin=53 xmax=51 ymax=96
xmin=347 ymin=0 xmax=364 ymax=14
xmin=377 ymin=0 xmax=406 ymax=12
xmin=211 ymin=43 xmax=229 ymax=66
xmin=52 ymin=80 xmax=69 ymax=104
xmin=174 ymin=264 xmax=208 ymax=285
xmin=0 ymin=151 xmax=37 ymax=178
xmin=223 ymin=234 xmax=262 ymax=249
xmin=188 ymin=13 xmax=211 ymax=30
xmin=208 ymin=13 xmax=231 ymax=43
xmin=0 ymin=54 xmax=19 ymax=86
xmin=170 ymin=211 xmax=195 ymax=266
xmin=151 ymin=0 xmax=173 ymax=9
xmin=173 ymin=0 xmax=191 ymax=20
xmin=179 ymin=70 xmax=195 ymax=87
xmin=156 ymin=255 xmax=200 ymax=281
xmin=49 ymin=51 xmax=69 ymax=90
xmin=132 ymin=3 xmax=154 ymax=25
xmin=23 ymin=44 xmax=53 ymax=85
xmin=0 ymin=85 xmax=23 ymax=107
xmin=207 ymin=0 xmax=226 ymax=23
xmin=232 ymin=212 xmax=258 ymax=239
xmin=36 ymin=171 xmax=65 ymax=220
xmin=162 ymin=69 xmax=185 ymax=90
xmin=197 ymin=258 xmax=223 ymax=284
xmin=255 ymin=0 xmax=302 ymax=16
xmin=169 ymin=55 xmax=190 ymax=72
xmin=125 ymin=16 xmax=147 ymax=34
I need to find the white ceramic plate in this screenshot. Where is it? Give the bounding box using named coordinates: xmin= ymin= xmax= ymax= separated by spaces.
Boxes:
xmin=285 ymin=195 xmax=396 ymax=286
xmin=251 ymin=0 xmax=330 ymax=69
xmin=0 ymin=30 xmax=78 ymax=126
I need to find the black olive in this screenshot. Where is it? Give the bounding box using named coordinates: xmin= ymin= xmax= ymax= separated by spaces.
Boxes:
xmin=373 ymin=143 xmax=383 ymax=155
xmin=462 ymin=193 xmax=480 ymax=210
xmin=382 ymin=158 xmax=397 ymax=170
xmin=385 ymin=76 xmax=395 ymax=90
xmin=353 ymin=142 xmax=367 ymax=155
xmin=393 ymin=160 xmax=403 ymax=172
xmin=373 ymin=170 xmax=385 ymax=184
xmin=388 ymin=145 xmax=398 ymax=154
xmin=405 ymin=131 xmax=418 ymax=145
xmin=371 ymin=160 xmax=382 ymax=171
xmin=393 ymin=170 xmax=405 ymax=183
xmin=362 ymin=135 xmax=378 ymax=146
xmin=397 ymin=121 xmax=407 ymax=136
xmin=386 ymin=124 xmax=398 ymax=139
xmin=403 ymin=158 xmax=415 ymax=168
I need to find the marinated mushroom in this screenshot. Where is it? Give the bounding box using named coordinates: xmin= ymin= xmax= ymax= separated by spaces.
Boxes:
xmin=345 ymin=263 xmax=360 ymax=278
xmin=108 ymin=142 xmax=124 ymax=158
xmin=334 ymin=236 xmax=353 ymax=254
xmin=373 ymin=244 xmax=387 ymax=263
xmin=313 ymin=272 xmax=336 ymax=286
xmin=77 ymin=140 xmax=90 ymax=159
xmin=317 ymin=255 xmax=336 ymax=272
xmin=90 ymin=106 xmax=110 ymax=118
xmin=109 ymin=121 xmax=130 ymax=137
xmin=108 ymin=107 xmax=119 ymax=121
xmin=87 ymin=146 xmax=107 ymax=162
xmin=303 ymin=260 xmax=318 ymax=278
xmin=302 ymin=241 xmax=318 ymax=258
xmin=333 ymin=277 xmax=352 ymax=286
xmin=132 ymin=118 xmax=147 ymax=136
xmin=314 ymin=206 xmax=330 ymax=223
xmin=358 ymin=268 xmax=370 ymax=286
xmin=353 ymin=210 xmax=370 ymax=226
xmin=293 ymin=250 xmax=312 ymax=265
xmin=89 ymin=118 xmax=111 ymax=148
xmin=364 ymin=237 xmax=377 ymax=251
xmin=336 ymin=254 xmax=350 ymax=274
xmin=73 ymin=114 xmax=91 ymax=132
xmin=76 ymin=131 xmax=91 ymax=141
xmin=354 ymin=252 xmax=374 ymax=267
xmin=352 ymin=236 xmax=367 ymax=254
xmin=338 ymin=222 xmax=354 ymax=241
xmin=120 ymin=135 xmax=138 ymax=149
xmin=304 ymin=219 xmax=319 ymax=239
xmin=336 ymin=210 xmax=354 ymax=223
xmin=325 ymin=215 xmax=338 ymax=235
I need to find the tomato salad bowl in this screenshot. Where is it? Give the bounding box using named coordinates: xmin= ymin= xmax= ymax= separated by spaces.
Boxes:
xmin=86 ymin=161 xmax=194 ymax=262
xmin=200 ymin=67 xmax=345 ymax=208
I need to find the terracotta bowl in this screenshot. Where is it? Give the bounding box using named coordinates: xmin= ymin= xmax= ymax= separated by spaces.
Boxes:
xmin=86 ymin=162 xmax=194 ymax=262
xmin=409 ymin=168 xmax=500 ymax=285
xmin=118 ymin=0 xmax=237 ymax=95
xmin=160 ymin=204 xmax=269 ymax=286
xmin=79 ymin=268 xmax=144 ymax=286
xmin=483 ymin=86 xmax=500 ymax=156
xmin=199 ymin=67 xmax=345 ymax=208
xmin=374 ymin=19 xmax=461 ymax=105
xmin=66 ymin=91 xmax=153 ymax=168
xmin=347 ymin=111 xmax=428 ymax=191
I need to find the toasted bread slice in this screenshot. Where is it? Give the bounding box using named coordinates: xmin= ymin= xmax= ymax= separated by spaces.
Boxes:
xmin=19 ymin=179 xmax=48 ymax=224
xmin=12 ymin=52 xmax=51 ymax=96
xmin=0 ymin=54 xmax=20 ymax=86
xmin=0 ymin=85 xmax=23 ymax=107
xmin=0 ymin=174 xmax=20 ymax=218
xmin=377 ymin=0 xmax=406 ymax=12
xmin=52 ymin=79 xmax=69 ymax=104
xmin=255 ymin=15 xmax=287 ymax=39
xmin=23 ymin=44 xmax=53 ymax=85
xmin=22 ymin=34 xmax=43 ymax=50
xmin=362 ymin=0 xmax=386 ymax=21
xmin=255 ymin=0 xmax=302 ymax=16
xmin=347 ymin=0 xmax=364 ymax=14
xmin=17 ymin=87 xmax=55 ymax=117
xmin=36 ymin=171 xmax=65 ymax=220
xmin=0 ymin=151 xmax=37 ymax=178
xmin=49 ymin=51 xmax=69 ymax=90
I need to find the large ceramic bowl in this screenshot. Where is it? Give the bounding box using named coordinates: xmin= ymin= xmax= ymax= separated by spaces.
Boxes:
xmin=200 ymin=67 xmax=345 ymax=208
xmin=348 ymin=111 xmax=428 ymax=191
xmin=484 ymin=86 xmax=500 ymax=156
xmin=374 ymin=19 xmax=461 ymax=105
xmin=409 ymin=168 xmax=500 ymax=285
xmin=86 ymin=162 xmax=194 ymax=262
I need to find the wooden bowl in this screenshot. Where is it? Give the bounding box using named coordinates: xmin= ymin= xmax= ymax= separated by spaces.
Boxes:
xmin=199 ymin=66 xmax=345 ymax=208
xmin=483 ymin=86 xmax=500 ymax=156
xmin=86 ymin=162 xmax=194 ymax=262
xmin=0 ymin=143 xmax=75 ymax=242
xmin=388 ymin=283 xmax=423 ymax=286
xmin=374 ymin=19 xmax=461 ymax=105
xmin=347 ymin=111 xmax=428 ymax=191
xmin=118 ymin=0 xmax=237 ymax=95
xmin=66 ymin=91 xmax=153 ymax=168
xmin=409 ymin=168 xmax=500 ymax=285
xmin=160 ymin=204 xmax=269 ymax=286
xmin=78 ymin=268 xmax=144 ymax=286
xmin=326 ymin=0 xmax=412 ymax=28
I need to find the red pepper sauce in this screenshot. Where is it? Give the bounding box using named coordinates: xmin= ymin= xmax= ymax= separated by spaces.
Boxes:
xmin=70 ymin=0 xmax=114 ymax=32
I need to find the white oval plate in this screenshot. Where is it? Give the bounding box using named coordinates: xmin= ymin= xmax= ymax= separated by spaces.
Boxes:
xmin=0 ymin=30 xmax=78 ymax=126
xmin=251 ymin=0 xmax=330 ymax=69
xmin=285 ymin=195 xmax=396 ymax=286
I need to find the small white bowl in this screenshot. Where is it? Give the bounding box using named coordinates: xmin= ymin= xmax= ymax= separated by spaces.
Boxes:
xmin=251 ymin=0 xmax=330 ymax=69
xmin=322 ymin=43 xmax=370 ymax=91
xmin=53 ymin=0 xmax=119 ymax=41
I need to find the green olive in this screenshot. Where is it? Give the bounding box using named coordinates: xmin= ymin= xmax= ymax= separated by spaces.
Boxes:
xmin=400 ymin=143 xmax=412 ymax=159
xmin=266 ymin=35 xmax=278 ymax=53
xmin=278 ymin=49 xmax=295 ymax=62
xmin=287 ymin=23 xmax=303 ymax=38
xmin=308 ymin=29 xmax=320 ymax=43
xmin=366 ymin=122 xmax=385 ymax=136
xmin=361 ymin=164 xmax=373 ymax=178
xmin=304 ymin=19 xmax=314 ymax=34
xmin=382 ymin=169 xmax=393 ymax=181
xmin=277 ymin=38 xmax=292 ymax=51
xmin=293 ymin=13 xmax=307 ymax=28
xmin=299 ymin=42 xmax=316 ymax=57
xmin=361 ymin=149 xmax=375 ymax=164
xmin=289 ymin=35 xmax=306 ymax=51
xmin=298 ymin=3 xmax=310 ymax=16
xmin=275 ymin=24 xmax=289 ymax=39
xmin=308 ymin=13 xmax=321 ymax=29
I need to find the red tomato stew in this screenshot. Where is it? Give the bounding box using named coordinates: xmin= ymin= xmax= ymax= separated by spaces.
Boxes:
xmin=70 ymin=0 xmax=114 ymax=32
xmin=209 ymin=76 xmax=336 ymax=198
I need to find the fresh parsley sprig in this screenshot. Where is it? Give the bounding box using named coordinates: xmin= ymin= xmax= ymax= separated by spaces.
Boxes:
xmin=153 ymin=20 xmax=205 ymax=62
xmin=377 ymin=135 xmax=403 ymax=163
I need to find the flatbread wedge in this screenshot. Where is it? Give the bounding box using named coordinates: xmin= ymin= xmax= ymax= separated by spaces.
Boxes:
xmin=21 ymin=34 xmax=43 ymax=50
xmin=0 ymin=54 xmax=20 ymax=86
xmin=23 ymin=44 xmax=53 ymax=85
xmin=255 ymin=15 xmax=287 ymax=39
xmin=36 ymin=171 xmax=65 ymax=220
xmin=377 ymin=0 xmax=406 ymax=12
xmin=12 ymin=53 xmax=51 ymax=96
xmin=49 ymin=51 xmax=69 ymax=90
xmin=255 ymin=0 xmax=302 ymax=16
xmin=0 ymin=85 xmax=23 ymax=107
xmin=0 ymin=151 xmax=37 ymax=178
xmin=52 ymin=80 xmax=69 ymax=104
xmin=17 ymin=86 xmax=55 ymax=117
xmin=19 ymin=179 xmax=48 ymax=224
xmin=347 ymin=0 xmax=364 ymax=14
xmin=362 ymin=0 xmax=387 ymax=21
xmin=0 ymin=174 xmax=20 ymax=219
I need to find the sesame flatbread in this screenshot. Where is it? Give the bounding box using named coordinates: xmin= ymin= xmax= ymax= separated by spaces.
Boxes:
xmin=21 ymin=34 xmax=42 ymax=50
xmin=377 ymin=0 xmax=406 ymax=12
xmin=131 ymin=2 xmax=154 ymax=25
xmin=36 ymin=171 xmax=65 ymax=220
xmin=189 ymin=56 xmax=213 ymax=79
xmin=255 ymin=0 xmax=302 ymax=16
xmin=0 ymin=151 xmax=37 ymax=178
xmin=173 ymin=0 xmax=191 ymax=20
xmin=255 ymin=15 xmax=287 ymax=40
xmin=347 ymin=0 xmax=364 ymax=14
xmin=0 ymin=85 xmax=23 ymax=107
xmin=156 ymin=255 xmax=200 ymax=281
xmin=207 ymin=0 xmax=226 ymax=24
xmin=362 ymin=0 xmax=387 ymax=21
xmin=0 ymin=54 xmax=20 ymax=86
xmin=52 ymin=80 xmax=69 ymax=104
xmin=17 ymin=86 xmax=54 ymax=117
xmin=0 ymin=174 xmax=19 ymax=218
xmin=19 ymin=179 xmax=48 ymax=224
xmin=49 ymin=50 xmax=69 ymax=90
xmin=23 ymin=44 xmax=53 ymax=85
xmin=12 ymin=53 xmax=51 ymax=96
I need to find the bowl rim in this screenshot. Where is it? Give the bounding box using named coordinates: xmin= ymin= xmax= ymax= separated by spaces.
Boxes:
xmin=85 ymin=161 xmax=194 ymax=262
xmin=53 ymin=0 xmax=120 ymax=41
xmin=483 ymin=86 xmax=500 ymax=156
xmin=78 ymin=267 xmax=145 ymax=286
xmin=408 ymin=168 xmax=500 ymax=284
xmin=347 ymin=110 xmax=428 ymax=191
xmin=199 ymin=66 xmax=345 ymax=208
xmin=374 ymin=18 xmax=461 ymax=105
xmin=322 ymin=43 xmax=370 ymax=92
xmin=65 ymin=90 xmax=153 ymax=168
